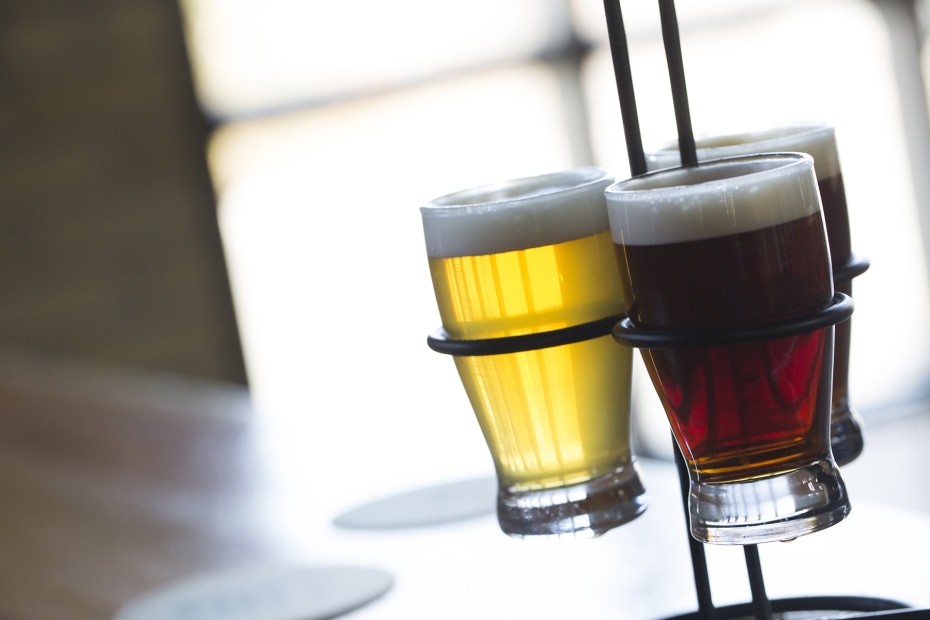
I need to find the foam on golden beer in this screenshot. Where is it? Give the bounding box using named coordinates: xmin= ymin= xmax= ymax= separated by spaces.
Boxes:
xmin=421 ymin=167 xmax=616 ymax=259
xmin=645 ymin=122 xmax=840 ymax=180
xmin=605 ymin=153 xmax=821 ymax=246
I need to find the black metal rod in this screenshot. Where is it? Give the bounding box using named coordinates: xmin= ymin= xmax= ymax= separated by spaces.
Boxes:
xmin=674 ymin=441 xmax=715 ymax=620
xmin=657 ymin=0 xmax=697 ymax=166
xmin=602 ymin=0 xmax=647 ymax=176
xmin=743 ymin=545 xmax=775 ymax=620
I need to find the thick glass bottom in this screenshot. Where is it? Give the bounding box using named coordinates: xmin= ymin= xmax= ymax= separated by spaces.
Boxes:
xmin=497 ymin=461 xmax=647 ymax=539
xmin=830 ymin=403 xmax=865 ymax=466
xmin=690 ymin=459 xmax=850 ymax=545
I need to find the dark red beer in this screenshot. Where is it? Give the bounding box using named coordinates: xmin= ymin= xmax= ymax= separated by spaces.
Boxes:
xmin=819 ymin=173 xmax=853 ymax=266
xmin=646 ymin=124 xmax=864 ymax=465
xmin=613 ymin=152 xmax=852 ymax=543
xmin=643 ymin=331 xmax=833 ymax=482
xmin=618 ymin=213 xmax=833 ymax=330
xmin=616 ymin=213 xmax=834 ymax=482
xmin=818 ymin=171 xmax=863 ymax=463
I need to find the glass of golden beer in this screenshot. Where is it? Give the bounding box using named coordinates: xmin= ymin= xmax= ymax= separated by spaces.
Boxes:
xmin=644 ymin=122 xmax=866 ymax=465
xmin=421 ymin=167 xmax=647 ymax=539
xmin=606 ymin=153 xmax=851 ymax=545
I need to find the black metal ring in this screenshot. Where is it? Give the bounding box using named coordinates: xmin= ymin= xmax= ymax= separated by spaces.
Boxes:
xmin=658 ymin=595 xmax=911 ymax=620
xmin=833 ymin=253 xmax=870 ymax=283
xmin=612 ymin=292 xmax=852 ymax=349
xmin=427 ymin=315 xmax=623 ymax=357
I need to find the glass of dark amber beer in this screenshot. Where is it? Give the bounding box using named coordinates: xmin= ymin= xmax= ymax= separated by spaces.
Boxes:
xmin=421 ymin=168 xmax=647 ymax=539
xmin=645 ymin=122 xmax=866 ymax=465
xmin=606 ymin=153 xmax=850 ymax=544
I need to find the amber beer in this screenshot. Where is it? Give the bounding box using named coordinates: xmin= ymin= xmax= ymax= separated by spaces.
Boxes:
xmin=622 ymin=216 xmax=833 ymax=482
xmin=646 ymin=122 xmax=864 ymax=464
xmin=606 ymin=153 xmax=850 ymax=544
xmin=421 ymin=168 xmax=646 ymax=539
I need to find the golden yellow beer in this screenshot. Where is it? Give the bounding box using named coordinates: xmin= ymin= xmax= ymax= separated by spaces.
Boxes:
xmin=428 ymin=232 xmax=633 ymax=490
xmin=421 ymin=168 xmax=645 ymax=538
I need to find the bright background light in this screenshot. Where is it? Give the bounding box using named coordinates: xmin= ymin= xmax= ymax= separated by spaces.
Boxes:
xmin=181 ymin=0 xmax=930 ymax=487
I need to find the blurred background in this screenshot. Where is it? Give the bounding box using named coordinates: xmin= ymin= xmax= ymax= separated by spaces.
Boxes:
xmin=2 ymin=0 xmax=930 ymax=514
xmin=200 ymin=0 xmax=930 ymax=473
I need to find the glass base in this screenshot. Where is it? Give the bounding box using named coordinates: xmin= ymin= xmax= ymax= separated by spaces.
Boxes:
xmin=831 ymin=404 xmax=865 ymax=466
xmin=497 ymin=461 xmax=647 ymax=539
xmin=689 ymin=459 xmax=850 ymax=545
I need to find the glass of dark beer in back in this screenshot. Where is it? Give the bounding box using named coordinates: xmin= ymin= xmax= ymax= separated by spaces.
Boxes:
xmin=421 ymin=168 xmax=647 ymax=539
xmin=645 ymin=122 xmax=865 ymax=465
xmin=606 ymin=153 xmax=850 ymax=544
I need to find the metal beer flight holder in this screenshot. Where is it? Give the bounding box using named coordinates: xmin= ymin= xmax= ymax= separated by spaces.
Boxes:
xmin=603 ymin=1 xmax=928 ymax=619
xmin=424 ymin=2 xmax=927 ymax=617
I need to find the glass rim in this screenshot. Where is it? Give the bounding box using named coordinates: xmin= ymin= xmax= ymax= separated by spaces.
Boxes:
xmin=606 ymin=152 xmax=813 ymax=197
xmin=605 ymin=153 xmax=820 ymax=246
xmin=421 ymin=166 xmax=617 ymax=259
xmin=645 ymin=122 xmax=839 ymax=180
xmin=420 ymin=166 xmax=614 ymax=215
xmin=649 ymin=121 xmax=833 ymax=157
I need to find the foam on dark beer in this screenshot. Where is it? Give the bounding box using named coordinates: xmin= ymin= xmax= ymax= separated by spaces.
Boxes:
xmin=421 ymin=167 xmax=616 ymax=259
xmin=645 ymin=122 xmax=840 ymax=181
xmin=605 ymin=153 xmax=822 ymax=246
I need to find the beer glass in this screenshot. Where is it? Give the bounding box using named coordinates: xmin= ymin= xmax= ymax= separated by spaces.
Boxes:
xmin=606 ymin=153 xmax=850 ymax=544
xmin=421 ymin=168 xmax=647 ymax=539
xmin=645 ymin=122 xmax=866 ymax=465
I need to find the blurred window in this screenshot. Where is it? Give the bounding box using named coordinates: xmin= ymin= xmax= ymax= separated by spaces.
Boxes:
xmin=180 ymin=0 xmax=930 ymax=462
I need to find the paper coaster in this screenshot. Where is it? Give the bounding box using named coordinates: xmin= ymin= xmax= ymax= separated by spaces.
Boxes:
xmin=333 ymin=476 xmax=497 ymax=530
xmin=113 ymin=564 xmax=393 ymax=620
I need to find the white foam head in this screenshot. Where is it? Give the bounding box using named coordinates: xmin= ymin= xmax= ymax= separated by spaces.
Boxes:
xmin=645 ymin=122 xmax=840 ymax=180
xmin=605 ymin=153 xmax=821 ymax=246
xmin=420 ymin=167 xmax=615 ymax=258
